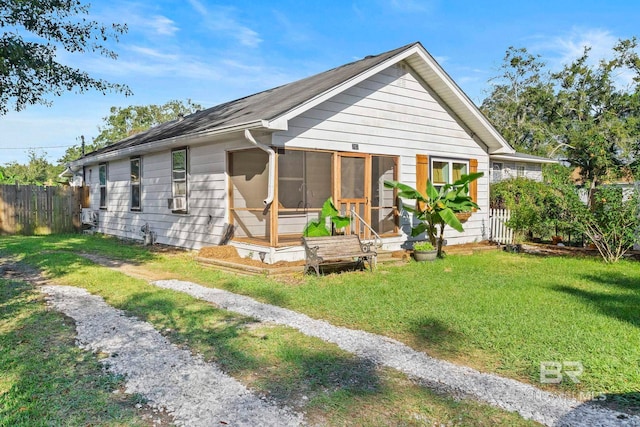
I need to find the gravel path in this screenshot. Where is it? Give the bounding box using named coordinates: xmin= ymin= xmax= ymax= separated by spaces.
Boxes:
xmin=153 ymin=279 xmax=640 ymax=427
xmin=41 ymin=285 xmax=303 ymax=427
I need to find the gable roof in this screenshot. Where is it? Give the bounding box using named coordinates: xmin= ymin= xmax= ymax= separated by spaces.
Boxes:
xmin=73 ymin=42 xmax=514 ymax=165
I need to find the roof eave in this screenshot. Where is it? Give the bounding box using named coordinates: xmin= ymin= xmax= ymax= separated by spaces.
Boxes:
xmin=70 ymin=119 xmax=274 ymax=167
xmin=490 ymin=153 xmax=559 ymax=164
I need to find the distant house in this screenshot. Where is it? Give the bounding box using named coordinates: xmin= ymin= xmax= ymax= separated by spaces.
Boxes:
xmin=489 ymin=153 xmax=558 ymax=183
xmin=69 ymin=42 xmax=552 ymax=262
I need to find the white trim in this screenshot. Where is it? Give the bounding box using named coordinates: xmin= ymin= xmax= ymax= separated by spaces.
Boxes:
xmin=490 ymin=154 xmax=558 ymax=164
xmin=430 ymin=157 xmax=469 ymax=186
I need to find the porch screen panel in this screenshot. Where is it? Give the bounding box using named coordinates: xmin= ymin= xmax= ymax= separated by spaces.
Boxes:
xmin=371 ymin=156 xmax=396 ymax=235
xmin=229 ymin=148 xmax=269 ymax=241
xmin=340 ymin=157 xmax=365 ymax=199
xmin=277 ymin=150 xmax=331 ymax=240
xmin=277 ymin=150 xmax=331 ymax=210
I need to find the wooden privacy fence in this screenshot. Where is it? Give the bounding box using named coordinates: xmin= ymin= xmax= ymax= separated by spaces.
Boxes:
xmin=0 ymin=185 xmax=88 ymax=235
xmin=489 ymin=208 xmax=514 ymax=245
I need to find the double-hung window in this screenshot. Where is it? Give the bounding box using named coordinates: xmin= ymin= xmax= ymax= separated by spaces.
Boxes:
xmin=99 ymin=163 xmax=108 ymax=209
xmin=130 ymin=157 xmax=142 ymax=211
xmin=171 ymin=148 xmax=188 ymax=213
xmin=431 ymin=159 xmax=469 ymax=192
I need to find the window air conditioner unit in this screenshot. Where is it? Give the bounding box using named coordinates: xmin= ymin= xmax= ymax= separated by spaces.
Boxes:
xmin=81 ymin=208 xmax=98 ymax=225
xmin=168 ymin=197 xmax=187 ymax=211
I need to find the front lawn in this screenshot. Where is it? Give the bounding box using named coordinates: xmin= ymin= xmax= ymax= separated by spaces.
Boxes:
xmin=0 ymin=235 xmax=536 ymax=426
xmin=2 ymin=234 xmax=639 ymax=415
xmin=0 ymin=276 xmax=147 ymax=426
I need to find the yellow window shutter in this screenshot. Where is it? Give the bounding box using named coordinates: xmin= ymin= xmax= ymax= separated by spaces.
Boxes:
xmin=416 ymin=154 xmax=429 ymax=197
xmin=469 ymin=158 xmax=478 ymax=207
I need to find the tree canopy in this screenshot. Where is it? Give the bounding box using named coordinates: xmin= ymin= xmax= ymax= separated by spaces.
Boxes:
xmin=481 ymin=38 xmax=640 ymax=188
xmin=0 ymin=150 xmax=62 ymax=185
xmin=0 ymin=0 xmax=131 ymax=114
xmin=59 ymin=99 xmax=204 ymax=163
xmin=93 ymin=99 xmax=204 ymax=145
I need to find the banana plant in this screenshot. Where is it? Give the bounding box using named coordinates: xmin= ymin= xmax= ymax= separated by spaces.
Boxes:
xmin=303 ymin=197 xmax=351 ymax=237
xmin=384 ymin=172 xmax=483 ymax=257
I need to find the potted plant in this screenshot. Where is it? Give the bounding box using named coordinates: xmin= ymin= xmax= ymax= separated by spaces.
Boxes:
xmin=412 ymin=241 xmax=437 ymax=261
xmin=385 ymin=172 xmax=483 ymax=258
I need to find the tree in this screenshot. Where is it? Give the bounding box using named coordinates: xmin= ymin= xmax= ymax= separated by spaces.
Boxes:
xmin=385 ymin=173 xmax=483 ymax=258
xmin=93 ymin=99 xmax=204 ymax=145
xmin=572 ymin=186 xmax=640 ymax=263
xmin=552 ymin=40 xmax=640 ymax=201
xmin=59 ymin=99 xmax=204 ymax=163
xmin=0 ymin=150 xmax=62 ymax=185
xmin=0 ymin=0 xmax=131 ymax=114
xmin=483 ymin=39 xmax=640 ymax=201
xmin=480 ymin=47 xmax=557 ymax=155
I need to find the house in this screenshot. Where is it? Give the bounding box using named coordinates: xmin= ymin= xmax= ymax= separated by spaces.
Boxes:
xmin=69 ymin=41 xmax=551 ymax=263
xmin=489 ymin=153 xmax=558 ymax=183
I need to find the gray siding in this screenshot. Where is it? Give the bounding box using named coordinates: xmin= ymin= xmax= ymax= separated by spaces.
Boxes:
xmin=87 ymin=139 xmax=249 ymax=250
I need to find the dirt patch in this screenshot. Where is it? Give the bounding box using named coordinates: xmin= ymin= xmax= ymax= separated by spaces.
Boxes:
xmin=198 ymin=246 xmax=306 ymax=269
xmin=79 ymin=253 xmax=175 ymax=282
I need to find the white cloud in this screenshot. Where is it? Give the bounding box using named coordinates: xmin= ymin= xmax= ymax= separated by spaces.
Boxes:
xmin=149 ymin=15 xmax=179 ymax=36
xmin=272 ymin=10 xmax=311 ymax=43
xmin=187 ymin=0 xmax=262 ymax=47
xmin=128 ymin=45 xmax=179 ymax=61
xmin=387 ymin=0 xmax=432 ymax=13
xmin=533 ymin=27 xmax=618 ymax=68
xmin=530 ymin=27 xmax=637 ymax=88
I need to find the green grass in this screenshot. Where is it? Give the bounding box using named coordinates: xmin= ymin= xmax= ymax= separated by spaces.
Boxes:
xmin=83 ymin=234 xmax=638 ymax=404
xmin=0 ymin=235 xmax=537 ymax=426
xmin=0 ymin=276 xmax=146 ymax=427
xmin=181 ymin=248 xmax=640 ymax=399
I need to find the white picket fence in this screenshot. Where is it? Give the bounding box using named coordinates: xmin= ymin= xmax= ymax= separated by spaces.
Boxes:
xmin=489 ymin=208 xmax=514 ymax=244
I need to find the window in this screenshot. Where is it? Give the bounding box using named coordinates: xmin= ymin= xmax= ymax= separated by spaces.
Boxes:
xmin=171 ymin=148 xmax=188 ymax=213
xmin=130 ymin=157 xmax=141 ymax=211
xmin=431 ymin=159 xmax=468 ymax=191
xmin=99 ymin=163 xmax=108 ymax=209
xmin=516 ymin=164 xmax=525 ymax=177
xmin=491 ymin=162 xmax=503 ymax=183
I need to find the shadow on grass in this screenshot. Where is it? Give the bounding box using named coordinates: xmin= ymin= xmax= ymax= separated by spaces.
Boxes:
xmin=0 ymin=279 xmax=142 ymax=426
xmin=553 ymin=272 xmax=640 ymax=328
xmin=595 ymin=392 xmax=640 ymax=415
xmin=557 ymin=392 xmax=640 ymax=423
xmin=120 ymin=290 xmax=262 ymax=373
xmin=258 ymin=341 xmax=381 ymax=408
xmin=408 ymin=316 xmax=467 ymax=357
xmin=0 ymin=234 xmax=159 ymax=266
xmin=119 ymin=290 xmax=382 ymax=409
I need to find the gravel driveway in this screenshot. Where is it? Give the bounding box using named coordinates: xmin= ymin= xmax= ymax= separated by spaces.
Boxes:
xmin=41 ymin=285 xmax=303 ymax=427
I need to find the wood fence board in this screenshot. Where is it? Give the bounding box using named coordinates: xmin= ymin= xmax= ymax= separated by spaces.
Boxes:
xmin=0 ymin=184 xmax=84 ymax=235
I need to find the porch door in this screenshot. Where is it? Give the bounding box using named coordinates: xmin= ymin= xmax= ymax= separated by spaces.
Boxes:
xmin=337 ymin=153 xmax=370 ymax=238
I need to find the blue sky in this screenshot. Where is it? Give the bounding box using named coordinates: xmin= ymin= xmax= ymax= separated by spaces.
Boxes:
xmin=1 ymin=0 xmax=639 ymax=165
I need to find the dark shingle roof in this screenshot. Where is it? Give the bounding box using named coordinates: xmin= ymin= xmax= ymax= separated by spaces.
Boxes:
xmin=83 ymin=42 xmax=419 ymax=160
